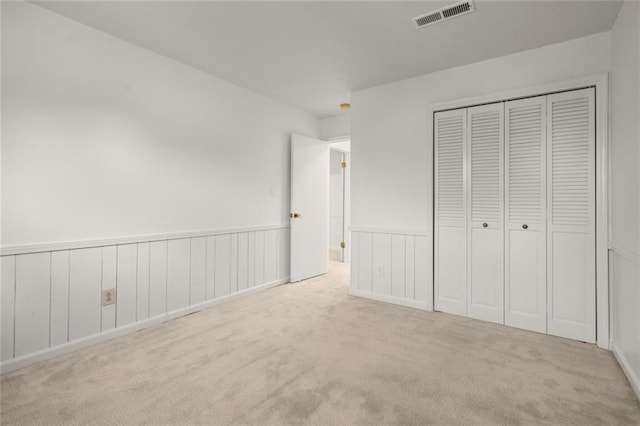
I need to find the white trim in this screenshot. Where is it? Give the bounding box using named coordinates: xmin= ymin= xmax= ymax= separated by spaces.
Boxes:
xmin=350 ymin=289 xmax=430 ymax=311
xmin=329 ymin=145 xmax=350 ymax=154
xmin=349 ymin=226 xmax=428 ymax=236
xmin=609 ymin=242 xmax=640 ymax=259
xmin=0 ymin=224 xmax=290 ymax=256
xmin=612 ymin=342 xmax=640 ymax=401
xmin=431 ymin=74 xmax=605 ymax=112
xmin=326 ymin=135 xmax=350 ymax=144
xmin=595 ymin=73 xmax=610 ymax=350
xmin=0 ymin=277 xmax=289 ymax=374
xmin=429 ymin=73 xmax=610 ymax=349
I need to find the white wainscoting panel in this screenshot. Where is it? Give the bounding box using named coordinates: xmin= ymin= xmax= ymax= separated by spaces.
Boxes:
xmin=248 ymin=232 xmax=256 ymax=288
xmin=350 ymin=230 xmax=431 ymax=310
xmin=167 ymin=239 xmax=191 ymax=312
xmin=149 ymin=240 xmax=168 ymax=317
xmin=0 ymin=225 xmax=290 ymax=373
xmin=372 ymin=234 xmax=392 ymax=295
xmin=69 ymin=247 xmax=102 ymax=341
xmin=1 ymin=255 xmax=16 ymax=361
xmin=254 ymin=231 xmax=265 ymax=287
xmin=405 ymin=235 xmax=416 ymax=301
xmin=391 ymin=235 xmax=405 ymax=298
xmin=277 ymin=228 xmax=290 ymax=281
xmin=214 ymin=234 xmax=232 ymax=298
xmin=350 ymin=232 xmax=359 ymax=292
xmin=237 ymin=233 xmax=249 ymax=292
xmin=14 ymin=253 xmax=50 ymax=357
xmin=190 ymin=237 xmax=207 ymax=305
xmin=50 ymin=251 xmax=70 ymax=347
xmin=610 ymin=245 xmax=640 ymax=400
xmin=357 ymin=232 xmax=373 ymax=292
xmin=229 ymin=234 xmax=239 ymax=294
xmin=116 ymin=244 xmax=138 ymax=328
xmin=101 ymin=246 xmax=117 ymax=332
xmin=136 ymin=242 xmax=150 ymax=321
xmin=415 ymin=236 xmax=431 ymax=308
xmin=264 ymin=230 xmax=277 ymax=284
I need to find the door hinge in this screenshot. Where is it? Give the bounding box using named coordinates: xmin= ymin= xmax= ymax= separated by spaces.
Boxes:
xmin=341 ymin=161 xmax=347 ymax=169
xmin=340 ymin=241 xmax=346 ymax=249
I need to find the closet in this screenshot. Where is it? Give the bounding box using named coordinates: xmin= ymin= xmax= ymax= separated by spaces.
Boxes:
xmin=434 ymin=87 xmax=596 ymax=343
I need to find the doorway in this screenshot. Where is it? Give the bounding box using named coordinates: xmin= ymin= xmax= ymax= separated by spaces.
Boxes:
xmin=329 ymin=147 xmax=348 ymax=262
xmin=329 ymin=143 xmax=350 ymax=263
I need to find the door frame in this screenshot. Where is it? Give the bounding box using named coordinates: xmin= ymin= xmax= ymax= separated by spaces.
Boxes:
xmin=329 ymin=147 xmax=349 ymax=263
xmin=328 ymin=137 xmax=351 ymax=264
xmin=429 ymin=73 xmax=610 ymax=349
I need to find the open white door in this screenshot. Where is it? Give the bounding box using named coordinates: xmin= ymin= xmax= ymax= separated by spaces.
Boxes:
xmin=290 ymin=134 xmax=329 ymax=282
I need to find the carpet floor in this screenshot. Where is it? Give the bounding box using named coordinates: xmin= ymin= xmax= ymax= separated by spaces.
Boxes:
xmin=1 ymin=261 xmax=639 ymax=425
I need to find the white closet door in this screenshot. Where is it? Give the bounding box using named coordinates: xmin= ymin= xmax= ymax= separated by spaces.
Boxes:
xmin=466 ymin=103 xmax=504 ymax=324
xmin=504 ymin=96 xmax=547 ymax=333
xmin=434 ymin=108 xmax=467 ymax=316
xmin=546 ymin=88 xmax=596 ymax=343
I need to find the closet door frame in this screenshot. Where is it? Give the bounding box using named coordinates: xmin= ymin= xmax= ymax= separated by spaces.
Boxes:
xmin=430 ymin=73 xmax=610 ymax=349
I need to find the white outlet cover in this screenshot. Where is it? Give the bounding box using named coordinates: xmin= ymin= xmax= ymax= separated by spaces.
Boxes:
xmin=376 ymin=265 xmax=384 ymax=276
xmin=102 ymin=289 xmax=116 ymax=306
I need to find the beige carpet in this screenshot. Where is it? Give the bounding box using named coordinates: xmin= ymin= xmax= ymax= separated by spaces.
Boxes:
xmin=1 ymin=261 xmax=639 ymax=425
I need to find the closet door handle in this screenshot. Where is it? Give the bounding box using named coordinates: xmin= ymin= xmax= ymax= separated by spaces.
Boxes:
xmin=522 ymin=224 xmax=528 ymax=230
xmin=482 ymin=223 xmax=488 ymax=228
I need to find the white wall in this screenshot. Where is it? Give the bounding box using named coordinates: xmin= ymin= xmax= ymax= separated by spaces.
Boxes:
xmin=610 ymin=0 xmax=640 ymax=399
xmin=350 ymin=32 xmax=611 ymax=308
xmin=0 ymin=1 xmax=316 ymax=371
xmin=1 ymin=1 xmax=319 ymax=248
xmin=320 ymin=113 xmax=350 ymax=140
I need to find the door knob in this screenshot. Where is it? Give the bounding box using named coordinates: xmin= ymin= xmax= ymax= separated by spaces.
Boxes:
xmin=482 ymin=223 xmax=488 ymax=228
xmin=522 ymin=224 xmax=528 ymax=229
xmin=293 ymin=213 xmax=301 ymax=218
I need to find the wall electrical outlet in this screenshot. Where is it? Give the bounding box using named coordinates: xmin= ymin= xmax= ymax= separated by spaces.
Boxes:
xmin=102 ymin=289 xmax=116 ymax=306
xmin=376 ymin=265 xmax=384 ymax=276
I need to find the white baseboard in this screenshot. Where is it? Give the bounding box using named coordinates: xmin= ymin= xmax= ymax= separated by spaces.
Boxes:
xmin=349 ymin=289 xmax=431 ymax=311
xmin=612 ymin=341 xmax=640 ymax=401
xmin=0 ymin=277 xmax=289 ymax=374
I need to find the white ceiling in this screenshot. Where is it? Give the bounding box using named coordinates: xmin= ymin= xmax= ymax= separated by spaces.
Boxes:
xmin=33 ymin=1 xmax=622 ymax=117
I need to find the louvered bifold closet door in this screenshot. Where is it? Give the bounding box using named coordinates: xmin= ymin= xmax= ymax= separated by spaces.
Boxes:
xmin=504 ymin=96 xmax=547 ymax=333
xmin=434 ymin=108 xmax=467 ymax=316
xmin=546 ymin=88 xmax=596 ymax=343
xmin=466 ymin=103 xmax=504 ymax=324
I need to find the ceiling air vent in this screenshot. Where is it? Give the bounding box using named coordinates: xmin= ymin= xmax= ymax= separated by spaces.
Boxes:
xmin=412 ymin=0 xmax=475 ymax=29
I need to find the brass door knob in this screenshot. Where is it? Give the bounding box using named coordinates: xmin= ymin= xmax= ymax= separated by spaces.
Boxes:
xmin=293 ymin=213 xmax=301 ymax=218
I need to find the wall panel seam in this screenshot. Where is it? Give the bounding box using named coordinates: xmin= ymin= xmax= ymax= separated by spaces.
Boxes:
xmin=66 ymin=253 xmax=70 ymax=343
xmin=13 ymin=256 xmax=17 ymax=359
xmin=48 ymin=252 xmax=52 ymax=347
